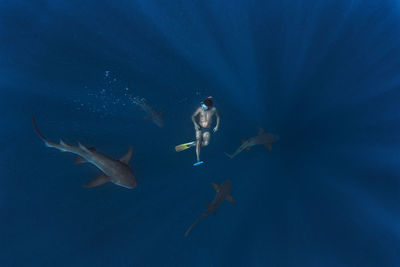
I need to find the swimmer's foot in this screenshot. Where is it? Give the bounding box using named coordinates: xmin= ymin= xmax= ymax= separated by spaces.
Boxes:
xmin=193 ymin=161 xmax=204 ymax=167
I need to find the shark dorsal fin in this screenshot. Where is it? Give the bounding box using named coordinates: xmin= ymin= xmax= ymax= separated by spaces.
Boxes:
xmin=74 ymin=147 xmax=96 ymax=164
xmin=258 ymin=127 xmax=265 ymax=135
xmin=210 ymin=182 xmax=220 ymax=192
xmin=119 ymin=146 xmax=133 ymax=164
xmin=78 ymin=142 xmax=91 ymax=153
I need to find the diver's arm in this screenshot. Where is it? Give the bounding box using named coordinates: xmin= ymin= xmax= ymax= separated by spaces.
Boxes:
xmin=213 ymin=108 xmax=220 ymax=132
xmin=192 ymin=108 xmax=201 ymax=130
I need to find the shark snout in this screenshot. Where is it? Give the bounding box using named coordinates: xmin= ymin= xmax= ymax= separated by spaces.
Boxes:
xmin=118 ymin=175 xmax=138 ymax=189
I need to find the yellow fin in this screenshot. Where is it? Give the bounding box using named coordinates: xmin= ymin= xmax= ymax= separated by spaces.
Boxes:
xmin=175 ymin=142 xmax=195 ymax=152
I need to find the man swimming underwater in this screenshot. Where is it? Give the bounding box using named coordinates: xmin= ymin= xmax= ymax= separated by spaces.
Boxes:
xmin=175 ymin=97 xmax=220 ymax=166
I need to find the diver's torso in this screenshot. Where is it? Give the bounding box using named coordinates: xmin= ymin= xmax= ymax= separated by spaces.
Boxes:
xmin=199 ymin=108 xmax=216 ymax=128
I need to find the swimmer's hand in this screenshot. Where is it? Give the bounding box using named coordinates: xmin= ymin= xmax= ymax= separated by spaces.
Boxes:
xmin=213 ymin=126 xmax=219 ymax=133
xmin=195 ymin=124 xmax=201 ymax=131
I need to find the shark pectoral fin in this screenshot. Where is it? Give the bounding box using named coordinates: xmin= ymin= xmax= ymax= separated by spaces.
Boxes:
xmin=74 ymin=156 xmax=87 ymax=164
xmin=83 ymin=173 xmax=110 ymax=188
xmin=210 ymin=182 xmax=220 ymax=192
xmin=258 ymin=127 xmax=265 ymax=135
xmin=265 ymin=144 xmax=272 ymax=152
xmin=119 ymin=146 xmax=133 ymax=164
xmin=226 ymin=195 xmax=237 ymax=205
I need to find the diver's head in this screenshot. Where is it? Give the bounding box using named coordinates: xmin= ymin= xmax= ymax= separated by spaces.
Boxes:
xmin=202 ymin=97 xmax=213 ymax=110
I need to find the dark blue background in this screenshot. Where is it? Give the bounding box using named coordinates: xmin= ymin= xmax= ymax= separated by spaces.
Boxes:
xmin=1 ymin=0 xmax=400 ymax=266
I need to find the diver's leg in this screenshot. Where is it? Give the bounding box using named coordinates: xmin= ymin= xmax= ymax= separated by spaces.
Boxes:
xmin=195 ymin=130 xmax=202 ymax=162
xmin=202 ymin=131 xmax=210 ymax=146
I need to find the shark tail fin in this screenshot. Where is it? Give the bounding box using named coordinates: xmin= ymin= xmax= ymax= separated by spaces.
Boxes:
xmin=185 ymin=213 xmax=207 ymax=238
xmin=175 ymin=142 xmax=195 ymax=152
xmin=32 ymin=115 xmax=53 ymax=147
xmin=32 ymin=115 xmax=46 ymax=140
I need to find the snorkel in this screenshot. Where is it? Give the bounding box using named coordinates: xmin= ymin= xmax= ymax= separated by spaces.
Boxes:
xmin=201 ymin=96 xmax=213 ymax=110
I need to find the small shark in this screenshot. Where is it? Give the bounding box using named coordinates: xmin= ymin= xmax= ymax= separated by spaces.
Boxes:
xmin=225 ymin=127 xmax=280 ymax=159
xmin=185 ymin=180 xmax=236 ymax=237
xmin=32 ymin=116 xmax=138 ymax=189
xmin=131 ymin=97 xmax=164 ymax=127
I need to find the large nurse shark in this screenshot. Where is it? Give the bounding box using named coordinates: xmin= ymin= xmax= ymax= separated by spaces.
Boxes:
xmin=32 ymin=116 xmax=137 ymax=189
xmin=131 ymin=97 xmax=164 ymax=128
xmin=225 ymin=127 xmax=280 ymax=159
xmin=185 ymin=180 xmax=236 ymax=237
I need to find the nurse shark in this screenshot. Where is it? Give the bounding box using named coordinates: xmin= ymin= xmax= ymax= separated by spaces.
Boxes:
xmin=131 ymin=97 xmax=164 ymax=127
xmin=225 ymin=127 xmax=279 ymax=159
xmin=185 ymin=180 xmax=236 ymax=237
xmin=32 ymin=116 xmax=137 ymax=189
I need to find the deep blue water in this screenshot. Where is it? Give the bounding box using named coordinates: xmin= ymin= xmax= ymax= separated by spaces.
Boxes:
xmin=2 ymin=0 xmax=400 ymax=266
